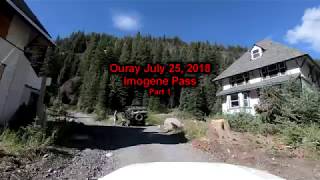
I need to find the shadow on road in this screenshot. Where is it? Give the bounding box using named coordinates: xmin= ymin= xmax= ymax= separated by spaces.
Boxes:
xmin=48 ymin=121 xmax=188 ymax=150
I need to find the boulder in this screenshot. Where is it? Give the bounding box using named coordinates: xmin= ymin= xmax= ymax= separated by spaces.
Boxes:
xmin=207 ymin=119 xmax=231 ymax=142
xmin=163 ymin=118 xmax=183 ymax=132
xmin=59 ymin=76 xmax=81 ymax=105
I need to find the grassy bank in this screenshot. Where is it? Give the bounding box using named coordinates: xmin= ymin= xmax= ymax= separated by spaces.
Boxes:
xmin=0 ymin=124 xmax=54 ymax=155
xmin=224 ymin=113 xmax=320 ymax=156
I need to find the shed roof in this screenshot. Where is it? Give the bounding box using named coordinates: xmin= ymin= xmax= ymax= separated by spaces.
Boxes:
xmin=213 ymin=40 xmax=305 ymax=81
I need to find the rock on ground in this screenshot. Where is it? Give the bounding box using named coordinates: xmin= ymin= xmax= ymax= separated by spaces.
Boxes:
xmin=163 ymin=118 xmax=184 ymax=132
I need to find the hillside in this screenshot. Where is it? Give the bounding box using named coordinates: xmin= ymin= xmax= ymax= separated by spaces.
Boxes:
xmin=44 ymin=32 xmax=247 ymax=118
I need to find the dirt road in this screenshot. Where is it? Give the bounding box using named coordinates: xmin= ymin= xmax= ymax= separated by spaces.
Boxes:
xmin=112 ymin=126 xmax=213 ymax=168
xmin=69 ymin=112 xmax=213 ymax=171
xmin=2 ymin=112 xmax=214 ymax=179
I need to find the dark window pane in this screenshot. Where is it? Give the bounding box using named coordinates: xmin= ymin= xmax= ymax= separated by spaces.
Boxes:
xmin=230 ymin=77 xmax=235 ymax=85
xmin=278 ymin=62 xmax=287 ymax=72
xmin=243 ymin=93 xmax=248 ymax=99
xmin=236 ymin=75 xmax=244 ymax=83
xmin=268 ymin=64 xmax=278 ymax=71
xmin=231 ymin=94 xmax=238 ymax=101
xmin=253 ymin=49 xmax=259 ymax=54
xmin=243 ymin=73 xmax=249 ymax=81
xmin=262 ymin=67 xmax=268 ymax=77
xmin=231 ymin=101 xmax=239 ymax=107
xmin=253 ymin=53 xmax=260 ymax=58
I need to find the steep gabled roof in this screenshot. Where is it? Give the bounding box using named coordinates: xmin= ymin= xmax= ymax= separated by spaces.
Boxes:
xmin=6 ymin=0 xmax=55 ymax=45
xmin=213 ymin=40 xmax=306 ymax=81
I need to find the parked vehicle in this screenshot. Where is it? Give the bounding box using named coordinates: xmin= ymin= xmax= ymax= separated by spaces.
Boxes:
xmin=124 ymin=106 xmax=148 ymax=126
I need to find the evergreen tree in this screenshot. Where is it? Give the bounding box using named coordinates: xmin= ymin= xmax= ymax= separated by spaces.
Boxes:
xmin=148 ymin=96 xmax=161 ymax=112
xmin=119 ymin=38 xmax=132 ymax=64
xmin=108 ymin=75 xmax=128 ymax=110
xmin=43 ymin=32 xmax=247 ymax=119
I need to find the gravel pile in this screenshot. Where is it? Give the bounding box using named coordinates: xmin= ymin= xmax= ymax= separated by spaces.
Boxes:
xmin=0 ymin=148 xmax=115 ymax=180
xmin=57 ymin=148 xmax=115 ymax=180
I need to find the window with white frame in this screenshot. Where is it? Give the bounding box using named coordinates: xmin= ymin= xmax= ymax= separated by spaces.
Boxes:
xmin=252 ymin=49 xmax=260 ymax=59
xmin=230 ymin=94 xmax=239 ymax=107
xmin=243 ymin=92 xmax=249 ymax=107
xmin=251 ymin=46 xmax=263 ymax=60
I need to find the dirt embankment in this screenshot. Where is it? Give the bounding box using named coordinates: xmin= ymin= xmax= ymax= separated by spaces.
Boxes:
xmin=192 ymin=119 xmax=320 ymax=180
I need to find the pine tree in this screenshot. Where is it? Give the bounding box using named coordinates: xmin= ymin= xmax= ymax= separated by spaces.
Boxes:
xmin=152 ymin=43 xmax=163 ymax=63
xmin=142 ymin=91 xmax=149 ymax=107
xmin=161 ymin=48 xmax=171 ymax=64
xmin=119 ymin=38 xmax=132 ymax=64
xmin=148 ymin=96 xmax=161 ymax=112
xmin=95 ymin=70 xmax=109 ymax=118
xmin=108 ymin=75 xmax=128 ymax=110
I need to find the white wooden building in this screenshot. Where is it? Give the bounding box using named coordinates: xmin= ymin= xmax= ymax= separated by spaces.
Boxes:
xmin=0 ymin=0 xmax=54 ymax=125
xmin=213 ymin=40 xmax=320 ymax=115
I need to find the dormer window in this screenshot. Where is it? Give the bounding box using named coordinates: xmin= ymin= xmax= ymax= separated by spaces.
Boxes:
xmin=251 ymin=46 xmax=263 ymax=60
xmin=252 ymin=50 xmax=260 ymax=58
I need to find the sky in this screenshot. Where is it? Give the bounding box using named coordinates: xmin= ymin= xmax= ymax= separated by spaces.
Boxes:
xmin=25 ymin=0 xmax=320 ymax=58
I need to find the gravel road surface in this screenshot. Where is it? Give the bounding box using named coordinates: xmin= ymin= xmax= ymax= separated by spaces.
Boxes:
xmin=67 ymin=112 xmax=213 ymax=178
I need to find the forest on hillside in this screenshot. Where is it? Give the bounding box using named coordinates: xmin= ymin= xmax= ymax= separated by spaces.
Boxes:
xmin=43 ymin=32 xmax=247 ymax=119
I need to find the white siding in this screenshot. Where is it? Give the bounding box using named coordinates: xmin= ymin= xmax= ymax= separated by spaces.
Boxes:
xmin=0 ymin=15 xmax=42 ymax=124
xmin=219 ymin=59 xmax=314 ymax=115
xmin=248 ymin=90 xmax=259 ymax=115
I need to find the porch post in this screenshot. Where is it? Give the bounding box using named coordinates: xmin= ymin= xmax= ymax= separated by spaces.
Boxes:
xmin=239 ymin=92 xmax=244 ymax=111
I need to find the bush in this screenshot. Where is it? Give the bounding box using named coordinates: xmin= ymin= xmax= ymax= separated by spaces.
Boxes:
xmin=302 ymin=124 xmax=320 ymax=151
xmin=95 ymin=107 xmax=107 ymax=121
xmin=145 ymin=112 xmax=164 ymax=125
xmin=183 ymin=120 xmax=208 ymax=140
xmin=281 ymin=122 xmax=305 ymax=147
xmin=224 ymin=113 xmax=281 ymax=135
xmin=256 ymin=81 xmax=320 ymax=125
xmin=281 ymin=123 xmax=320 ymax=150
xmin=226 ymin=113 xmax=260 ymax=132
xmin=0 ymin=124 xmax=54 ymax=155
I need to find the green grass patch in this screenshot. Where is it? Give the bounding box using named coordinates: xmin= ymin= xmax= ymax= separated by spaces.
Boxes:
xmin=222 ymin=113 xmax=320 ymax=155
xmin=0 ymin=124 xmax=54 ymax=155
xmin=145 ymin=112 xmax=164 ymax=125
xmin=183 ymin=120 xmax=208 ymax=140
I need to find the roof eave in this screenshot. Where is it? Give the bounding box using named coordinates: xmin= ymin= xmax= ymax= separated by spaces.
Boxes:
xmin=6 ymin=0 xmax=56 ymax=46
xmin=213 ymin=54 xmax=309 ymax=83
